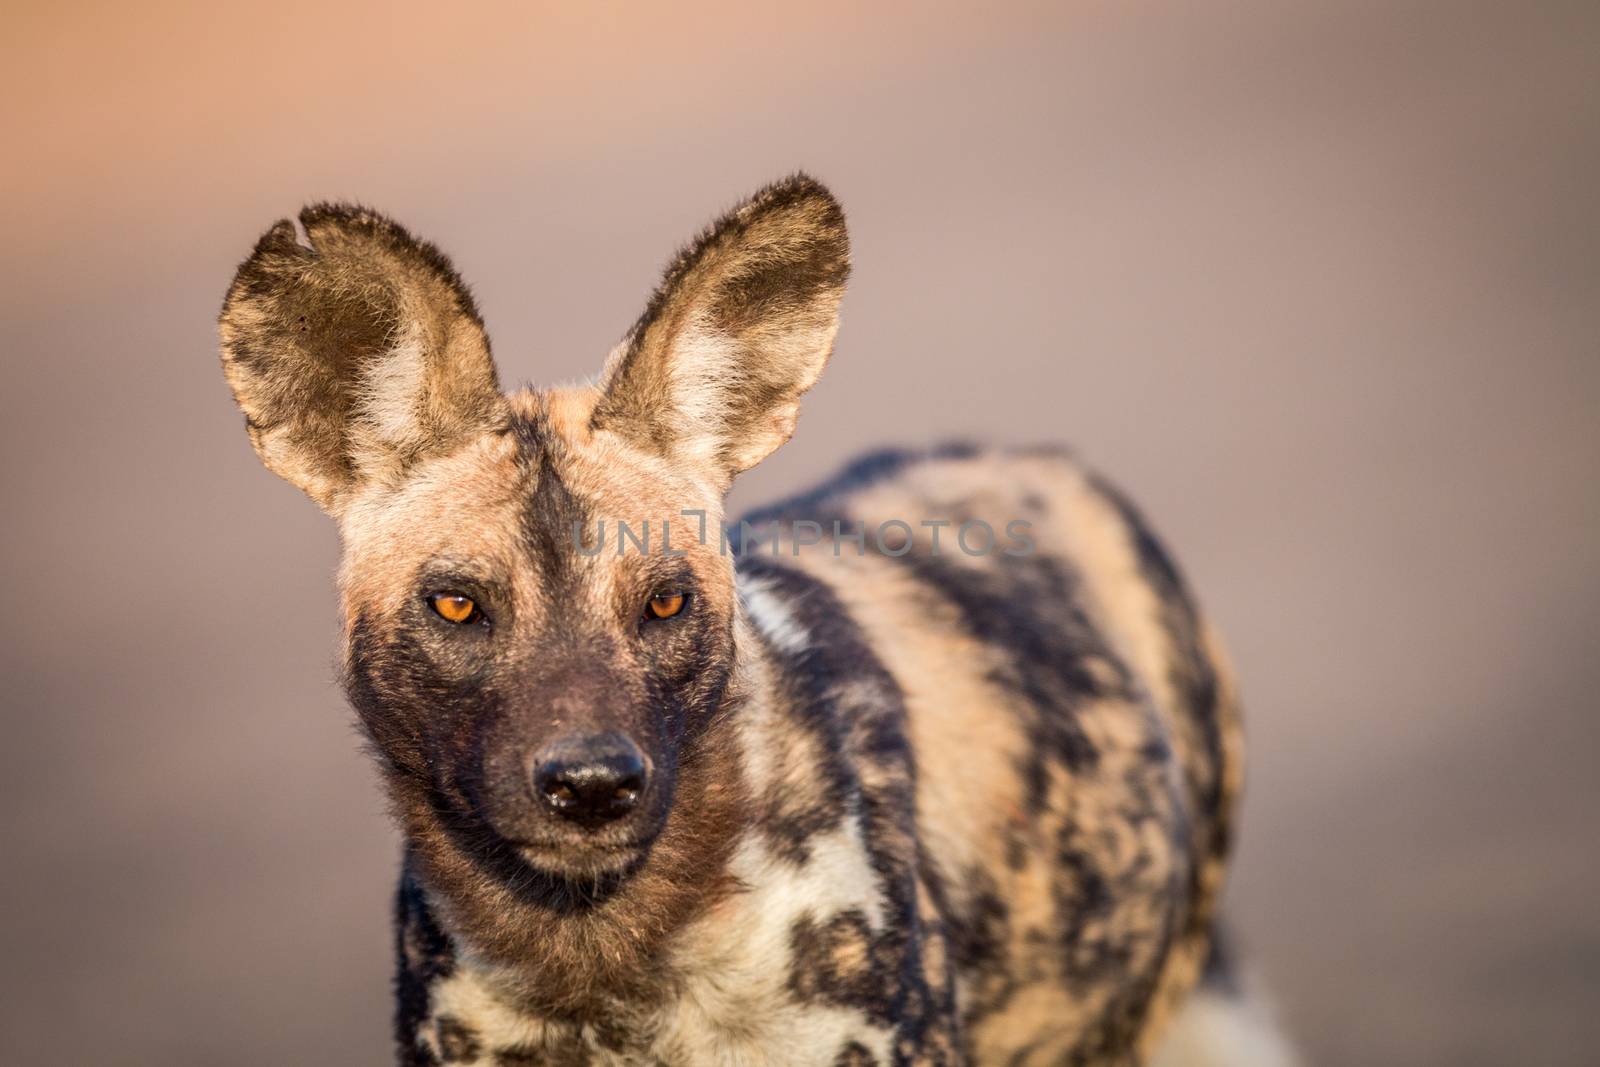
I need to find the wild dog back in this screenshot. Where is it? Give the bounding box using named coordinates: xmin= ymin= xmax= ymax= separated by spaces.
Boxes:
xmin=723 ymin=442 xmax=1241 ymax=1065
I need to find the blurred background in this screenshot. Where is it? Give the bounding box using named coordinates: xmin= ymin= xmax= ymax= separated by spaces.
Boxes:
xmin=3 ymin=1 xmax=1597 ymax=1063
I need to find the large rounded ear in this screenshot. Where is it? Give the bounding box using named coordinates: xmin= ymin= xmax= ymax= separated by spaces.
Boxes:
xmin=591 ymin=174 xmax=849 ymax=488
xmin=218 ymin=204 xmax=505 ymax=513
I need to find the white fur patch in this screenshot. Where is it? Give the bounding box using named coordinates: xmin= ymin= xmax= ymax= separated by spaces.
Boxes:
xmin=361 ymin=321 xmax=428 ymax=449
xmin=669 ymin=319 xmax=742 ymax=468
xmin=1151 ymin=989 xmax=1301 ymax=1067
xmin=655 ymin=827 xmax=892 ymax=1065
xmin=740 ymin=576 xmax=812 ymax=655
xmin=418 ymin=964 xmax=544 ymax=1063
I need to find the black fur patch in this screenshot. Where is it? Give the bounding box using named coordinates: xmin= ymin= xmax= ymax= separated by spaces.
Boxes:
xmin=435 ymin=1015 xmax=481 ymax=1063
xmin=789 ymin=908 xmax=893 ymax=1021
xmin=1199 ymin=920 xmax=1241 ymax=997
xmin=395 ymin=857 xmax=457 ymax=1063
xmin=834 ymin=1040 xmax=880 ymax=1066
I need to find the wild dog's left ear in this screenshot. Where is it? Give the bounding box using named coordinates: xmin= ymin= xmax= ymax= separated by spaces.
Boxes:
xmin=592 ymin=174 xmax=849 ymax=486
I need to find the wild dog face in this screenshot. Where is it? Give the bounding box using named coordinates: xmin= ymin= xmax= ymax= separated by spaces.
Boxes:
xmin=219 ymin=179 xmax=848 ymax=891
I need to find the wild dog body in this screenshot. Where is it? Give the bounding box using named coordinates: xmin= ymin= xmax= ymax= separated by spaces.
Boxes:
xmin=218 ymin=178 xmax=1275 ymax=1065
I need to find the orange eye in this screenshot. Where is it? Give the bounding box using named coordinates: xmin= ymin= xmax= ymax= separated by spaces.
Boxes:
xmin=428 ymin=592 xmax=480 ymax=625
xmin=644 ymin=592 xmax=686 ymax=620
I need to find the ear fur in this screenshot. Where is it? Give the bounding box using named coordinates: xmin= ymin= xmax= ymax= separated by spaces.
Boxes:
xmin=592 ymin=174 xmax=849 ymax=485
xmin=218 ymin=204 xmax=504 ymax=512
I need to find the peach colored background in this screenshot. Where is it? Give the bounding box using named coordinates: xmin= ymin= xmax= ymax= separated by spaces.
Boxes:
xmin=3 ymin=2 xmax=1596 ymax=1063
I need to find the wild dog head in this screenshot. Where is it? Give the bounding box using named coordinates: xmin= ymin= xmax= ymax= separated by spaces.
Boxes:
xmin=219 ymin=178 xmax=848 ymax=889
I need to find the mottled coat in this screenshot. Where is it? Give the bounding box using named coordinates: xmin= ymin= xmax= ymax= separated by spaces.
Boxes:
xmin=218 ymin=176 xmax=1292 ymax=1066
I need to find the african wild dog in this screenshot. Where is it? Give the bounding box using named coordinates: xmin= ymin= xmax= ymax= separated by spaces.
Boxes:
xmin=218 ymin=176 xmax=1295 ymax=1065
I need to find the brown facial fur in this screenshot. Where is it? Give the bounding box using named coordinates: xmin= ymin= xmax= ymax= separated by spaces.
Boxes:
xmin=340 ymin=387 xmax=751 ymax=1015
xmin=218 ymin=179 xmax=1256 ymax=1066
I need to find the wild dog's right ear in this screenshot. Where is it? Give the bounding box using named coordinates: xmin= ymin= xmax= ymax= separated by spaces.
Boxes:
xmin=218 ymin=204 xmax=504 ymax=513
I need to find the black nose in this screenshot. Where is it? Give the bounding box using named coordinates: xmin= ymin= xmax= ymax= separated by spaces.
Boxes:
xmin=530 ymin=732 xmax=648 ymax=830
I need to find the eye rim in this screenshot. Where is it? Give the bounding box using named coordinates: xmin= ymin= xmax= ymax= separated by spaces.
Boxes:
xmin=426 ymin=591 xmax=487 ymax=627
xmin=642 ymin=591 xmax=688 ymax=622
